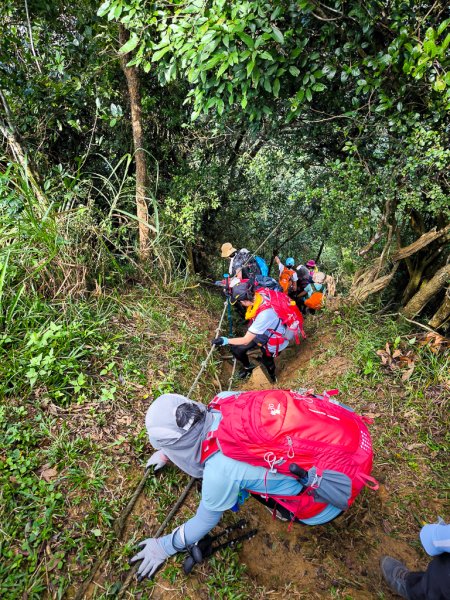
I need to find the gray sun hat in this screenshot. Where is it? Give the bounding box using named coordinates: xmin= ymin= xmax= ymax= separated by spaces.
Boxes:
xmin=145 ymin=393 xmax=214 ymax=478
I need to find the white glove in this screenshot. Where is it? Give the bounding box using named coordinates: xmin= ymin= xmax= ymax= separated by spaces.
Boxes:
xmin=130 ymin=537 xmax=169 ymax=580
xmin=146 ymin=450 xmax=168 ymax=471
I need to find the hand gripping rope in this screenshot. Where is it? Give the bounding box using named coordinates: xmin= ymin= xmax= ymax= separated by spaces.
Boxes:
xmin=72 ymin=302 xmax=235 ymax=599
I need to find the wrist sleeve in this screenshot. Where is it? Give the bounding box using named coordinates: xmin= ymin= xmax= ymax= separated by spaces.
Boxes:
xmin=159 ymin=500 xmax=223 ymax=555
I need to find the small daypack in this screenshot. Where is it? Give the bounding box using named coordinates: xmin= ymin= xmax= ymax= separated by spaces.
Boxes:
xmin=279 ymin=267 xmax=296 ymax=293
xmin=252 ymin=289 xmax=305 ymax=353
xmin=201 ymin=389 xmax=378 ymax=521
xmin=254 ymin=255 xmax=269 ymax=277
xmin=304 ymin=283 xmax=325 ymax=310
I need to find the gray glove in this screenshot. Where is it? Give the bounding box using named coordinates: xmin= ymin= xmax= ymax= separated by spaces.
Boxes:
xmin=130 ymin=537 xmax=169 ymax=580
xmin=146 ymin=450 xmax=168 ymax=471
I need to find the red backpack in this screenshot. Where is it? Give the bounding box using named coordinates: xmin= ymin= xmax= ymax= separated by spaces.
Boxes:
xmin=252 ymin=289 xmax=305 ymax=353
xmin=201 ymin=389 xmax=378 ymax=521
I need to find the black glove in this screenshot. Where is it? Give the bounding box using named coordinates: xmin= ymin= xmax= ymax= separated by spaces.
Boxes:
xmin=211 ymin=337 xmax=228 ymax=346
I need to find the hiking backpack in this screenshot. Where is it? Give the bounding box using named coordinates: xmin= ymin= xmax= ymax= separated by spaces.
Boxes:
xmin=304 ymin=283 xmax=325 ymax=310
xmin=252 ymin=289 xmax=305 ymax=353
xmin=201 ymin=389 xmax=378 ymax=521
xmin=254 ymin=255 xmax=269 ymax=277
xmin=279 ymin=266 xmax=296 ymax=293
xmin=255 ymin=275 xmax=281 ymax=292
xmin=232 ymin=250 xmax=261 ymax=279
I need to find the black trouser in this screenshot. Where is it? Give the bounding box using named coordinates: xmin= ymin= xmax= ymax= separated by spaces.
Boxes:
xmin=229 ymin=340 xmax=276 ymax=379
xmin=406 ymin=554 xmax=450 ymax=600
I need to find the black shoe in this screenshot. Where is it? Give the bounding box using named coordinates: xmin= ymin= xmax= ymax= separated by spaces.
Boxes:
xmin=380 ymin=556 xmax=409 ymax=599
xmin=236 ymin=365 xmax=255 ymax=380
xmin=258 ymin=362 xmax=277 ymax=383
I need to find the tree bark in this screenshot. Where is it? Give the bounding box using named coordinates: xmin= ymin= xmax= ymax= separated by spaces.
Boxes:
xmin=428 ymin=288 xmax=450 ymax=329
xmin=391 ymin=224 xmax=450 ymax=263
xmin=118 ymin=25 xmax=150 ymax=260
xmin=402 ymin=264 xmax=450 ymax=319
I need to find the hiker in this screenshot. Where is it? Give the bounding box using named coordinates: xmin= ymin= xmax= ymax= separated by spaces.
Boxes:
xmin=306 ymin=259 xmax=318 ymax=276
xmin=295 ymin=265 xmax=312 ymax=312
xmin=274 ymin=255 xmax=298 ymax=295
xmin=211 ymin=281 xmax=304 ymax=382
xmin=381 ymin=519 xmax=450 ymax=599
xmin=220 ymin=243 xmax=264 ymax=280
xmin=131 ymin=389 xmax=377 ymax=580
xmin=303 ymin=271 xmax=327 ymax=312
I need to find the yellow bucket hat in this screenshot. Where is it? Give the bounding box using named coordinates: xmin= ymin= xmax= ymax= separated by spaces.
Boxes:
xmin=221 ymin=242 xmax=237 ymax=258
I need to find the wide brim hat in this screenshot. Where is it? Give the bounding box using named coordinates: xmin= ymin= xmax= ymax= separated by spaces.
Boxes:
xmin=221 ymin=242 xmax=237 ymax=258
xmin=306 ymin=260 xmax=316 ymax=267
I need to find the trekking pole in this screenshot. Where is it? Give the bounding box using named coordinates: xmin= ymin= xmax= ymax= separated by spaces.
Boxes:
xmin=224 ymin=273 xmax=233 ymax=337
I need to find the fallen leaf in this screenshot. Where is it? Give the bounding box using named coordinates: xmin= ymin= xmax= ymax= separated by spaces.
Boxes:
xmin=364 ymin=412 xmax=381 ymax=419
xmin=41 ymin=467 xmax=58 ymax=482
xmin=401 ymin=366 xmax=415 ymax=381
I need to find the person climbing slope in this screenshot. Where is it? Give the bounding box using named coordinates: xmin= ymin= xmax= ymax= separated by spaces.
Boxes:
xmin=131 ymin=389 xmax=377 ymax=580
xmin=274 ymin=255 xmax=298 ymax=295
xmin=295 ymin=265 xmax=313 ymax=312
xmin=306 ymin=259 xmax=318 ymax=276
xmin=220 ymin=243 xmax=264 ymax=280
xmin=211 ymin=281 xmax=304 ymax=382
xmin=303 ymin=271 xmax=327 ymax=312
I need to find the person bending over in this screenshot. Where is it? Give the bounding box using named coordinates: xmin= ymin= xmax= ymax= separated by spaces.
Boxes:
xmin=131 ymin=393 xmax=343 ymax=580
xmin=211 ymin=282 xmax=299 ymax=382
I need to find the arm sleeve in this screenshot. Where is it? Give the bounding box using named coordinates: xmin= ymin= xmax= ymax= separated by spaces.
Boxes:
xmin=158 ymin=500 xmax=223 ymax=555
xmin=278 ymin=263 xmax=284 ymax=274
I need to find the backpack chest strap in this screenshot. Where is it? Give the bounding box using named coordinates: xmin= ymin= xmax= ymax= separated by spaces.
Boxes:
xmin=201 ymin=433 xmax=220 ymax=463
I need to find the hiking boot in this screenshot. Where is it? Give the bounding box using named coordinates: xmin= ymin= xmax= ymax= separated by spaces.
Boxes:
xmin=236 ymin=365 xmax=255 ymax=380
xmin=380 ymin=556 xmax=409 ymax=599
xmin=264 ymin=505 xmax=289 ymax=522
xmin=259 ymin=363 xmax=277 ymax=383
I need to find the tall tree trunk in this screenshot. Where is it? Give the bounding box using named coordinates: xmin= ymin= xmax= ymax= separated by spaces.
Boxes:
xmin=315 ymin=240 xmax=325 ymax=263
xmin=118 ymin=25 xmax=149 ymax=260
xmin=0 ymin=90 xmax=47 ymax=213
xmin=402 ymin=264 xmax=450 ymax=319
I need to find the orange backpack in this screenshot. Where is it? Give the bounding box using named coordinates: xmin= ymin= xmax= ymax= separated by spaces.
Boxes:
xmin=279 ymin=267 xmax=296 ymax=293
xmin=304 ymin=283 xmax=325 ymax=310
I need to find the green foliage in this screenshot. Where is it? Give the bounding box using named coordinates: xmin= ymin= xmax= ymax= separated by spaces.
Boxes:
xmin=98 ymin=0 xmax=450 ymax=122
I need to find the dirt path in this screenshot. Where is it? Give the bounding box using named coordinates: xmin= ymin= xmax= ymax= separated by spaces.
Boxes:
xmin=219 ymin=319 xmax=422 ymax=599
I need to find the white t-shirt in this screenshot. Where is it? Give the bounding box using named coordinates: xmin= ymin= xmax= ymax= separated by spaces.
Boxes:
xmin=278 ymin=262 xmax=298 ymax=281
xmin=248 ymin=307 xmax=289 ymax=353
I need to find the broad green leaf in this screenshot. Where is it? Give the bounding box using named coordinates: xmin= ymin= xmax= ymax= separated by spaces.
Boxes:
xmin=273 ymin=77 xmax=280 ymax=97
xmin=152 ymin=46 xmax=171 ymax=62
xmin=289 ymin=66 xmax=300 ymax=77
xmin=97 ymin=0 xmax=111 ymax=17
xmin=263 ymin=78 xmax=272 ymax=93
xmin=260 ymin=51 xmax=274 ymax=61
xmin=271 ymin=25 xmax=284 ymax=44
xmin=238 ymin=32 xmax=254 ymax=49
xmin=119 ymin=33 xmax=139 ymax=55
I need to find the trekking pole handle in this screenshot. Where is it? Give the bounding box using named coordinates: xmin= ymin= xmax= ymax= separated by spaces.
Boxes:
xmin=289 ymin=463 xmax=308 ymax=481
xmin=224 ymin=273 xmax=230 ymax=292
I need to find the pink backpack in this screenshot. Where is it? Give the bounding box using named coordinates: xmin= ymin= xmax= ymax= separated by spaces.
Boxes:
xmin=201 ymin=389 xmax=378 ymax=521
